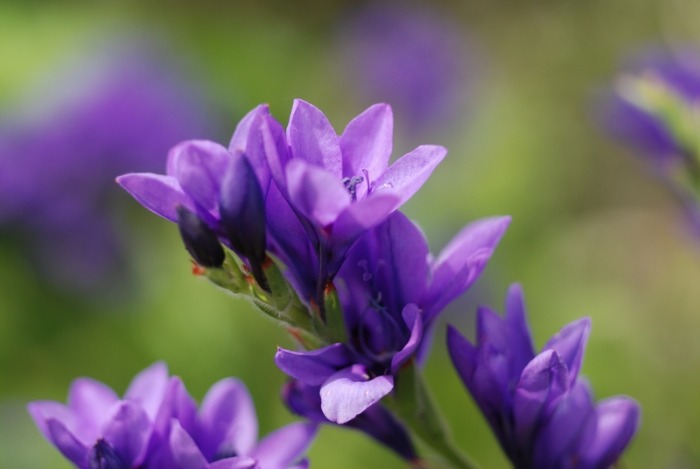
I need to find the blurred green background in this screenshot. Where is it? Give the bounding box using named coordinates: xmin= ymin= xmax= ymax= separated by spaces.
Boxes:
xmin=2 ymin=1 xmax=700 ymax=467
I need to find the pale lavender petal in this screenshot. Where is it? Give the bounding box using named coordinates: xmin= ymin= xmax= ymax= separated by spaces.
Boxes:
xmin=150 ymin=377 xmax=198 ymax=453
xmin=371 ymin=144 xmax=446 ymax=205
xmin=27 ymin=401 xmax=81 ymax=446
xmin=286 ymin=159 xmax=350 ymax=227
xmin=578 ymin=396 xmax=640 ymax=469
xmin=287 ymin=99 xmax=342 ymax=178
xmin=117 ymin=173 xmax=193 ymax=222
xmin=331 ymin=192 xmax=400 ymax=244
xmin=275 ymin=344 xmax=352 ymax=386
xmin=543 ymin=317 xmax=591 ymax=386
xmin=198 ymin=378 xmax=258 ymax=460
xmin=208 ymin=457 xmax=257 ymax=469
xmin=125 ymin=361 xmax=170 ymax=421
xmin=391 ymin=304 xmax=423 ymax=374
xmin=229 ymin=104 xmax=270 ymax=154
xmin=340 ymin=103 xmax=393 ymax=194
xmin=320 ymin=365 xmax=394 ymax=424
xmin=67 ymin=378 xmax=119 ymax=429
xmin=249 ymin=422 xmax=317 ymax=468
xmin=46 ymin=419 xmax=89 ymax=467
xmin=513 ymin=350 xmax=569 ymax=446
xmin=169 ymin=420 xmax=208 ymax=469
xmin=171 ymin=140 xmax=231 ymax=213
xmin=102 ymin=400 xmax=151 ymax=466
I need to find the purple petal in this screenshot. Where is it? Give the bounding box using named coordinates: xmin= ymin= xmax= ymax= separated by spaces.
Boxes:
xmin=67 ymin=378 xmax=119 ymax=430
xmin=287 ymin=99 xmax=342 ymax=178
xmin=578 ymin=396 xmax=641 ymax=469
xmin=331 ymin=192 xmax=400 ymax=245
xmin=391 ymin=304 xmax=423 ymax=374
xmin=249 ymin=422 xmax=317 ymax=468
xmin=513 ymin=349 xmax=569 ymax=446
xmin=286 ymin=160 xmax=350 ymax=227
xmin=275 ymin=344 xmax=352 ymax=386
xmin=208 ymin=457 xmax=258 ymax=469
xmin=46 ymin=418 xmax=89 ymax=467
xmin=102 ymin=400 xmax=151 ymax=466
xmin=340 ymin=103 xmax=393 ymax=194
xmin=150 ymin=377 xmax=198 ymax=455
xmin=446 ymin=325 xmax=479 ymax=389
xmin=424 ymin=216 xmax=511 ymax=324
xmin=370 ymin=144 xmax=446 ymax=206
xmin=170 ymin=140 xmax=231 ymax=213
xmin=124 ymin=361 xmax=170 ymax=421
xmin=229 ymin=104 xmax=270 ymax=154
xmin=503 ymin=284 xmax=536 ymax=373
xmin=543 ymin=317 xmax=591 ymax=386
xmin=169 ymin=420 xmax=208 ymax=469
xmin=260 ymin=114 xmax=291 ymax=190
xmin=320 ymin=365 xmax=394 ymax=424
xmin=117 ymin=173 xmax=193 ymax=222
xmin=27 ymin=401 xmax=86 ymax=447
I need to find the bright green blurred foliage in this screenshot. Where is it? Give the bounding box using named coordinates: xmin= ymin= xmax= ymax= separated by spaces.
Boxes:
xmin=2 ymin=1 xmax=700 ymax=467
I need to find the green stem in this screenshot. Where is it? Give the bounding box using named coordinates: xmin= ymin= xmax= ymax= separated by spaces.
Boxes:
xmin=387 ymin=363 xmax=480 ymax=469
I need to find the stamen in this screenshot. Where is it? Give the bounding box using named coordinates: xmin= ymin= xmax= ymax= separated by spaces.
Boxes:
xmin=342 ymin=175 xmax=365 ymax=201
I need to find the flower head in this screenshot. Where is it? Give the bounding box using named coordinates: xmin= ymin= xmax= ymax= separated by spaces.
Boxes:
xmin=447 ymin=284 xmax=640 ymax=468
xmin=275 ymin=211 xmax=509 ymax=424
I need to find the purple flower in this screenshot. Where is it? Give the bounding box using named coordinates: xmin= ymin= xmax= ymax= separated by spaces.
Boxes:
xmin=27 ymin=362 xmax=170 ymax=469
xmin=275 ymin=211 xmax=510 ymax=425
xmin=447 ymin=284 xmax=640 ymax=468
xmin=147 ymin=377 xmax=317 ymax=469
xmin=338 ymin=2 xmax=474 ymax=136
xmin=28 ymin=363 xmax=317 ymax=469
xmin=0 ymin=40 xmax=213 ymax=291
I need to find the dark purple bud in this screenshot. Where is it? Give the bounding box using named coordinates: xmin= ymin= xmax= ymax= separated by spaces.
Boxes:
xmin=219 ymin=153 xmax=268 ymax=289
xmin=88 ymin=439 xmax=126 ymax=469
xmin=176 ymin=205 xmax=225 ymax=268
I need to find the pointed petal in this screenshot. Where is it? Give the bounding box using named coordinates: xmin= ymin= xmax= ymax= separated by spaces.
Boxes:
xmin=287 ymin=99 xmax=342 ymax=177
xmin=340 ymin=103 xmax=393 ymax=189
xmin=250 ymin=422 xmax=317 ymax=468
xmin=228 ymin=104 xmax=270 ymax=153
xmin=286 ymin=159 xmax=350 ymax=227
xmin=198 ymin=378 xmax=258 ymax=460
xmin=543 ymin=317 xmax=591 ymax=386
xmin=503 ymin=284 xmax=536 ymax=372
xmin=320 ymin=365 xmax=394 ymax=424
xmin=578 ymin=396 xmax=641 ymax=469
xmin=347 ymin=403 xmax=418 ymax=461
xmin=102 ymin=401 xmax=151 ymax=466
xmin=171 ymin=140 xmax=231 ymax=213
xmin=424 ymin=216 xmax=511 ymax=325
xmin=371 ymin=145 xmax=446 ymax=206
xmin=513 ymin=349 xmax=569 ymax=446
xmin=169 ymin=420 xmax=208 ymax=469
xmin=446 ymin=325 xmax=479 ymax=389
xmin=208 ymin=457 xmax=258 ymax=469
xmin=117 ymin=173 xmax=193 ymax=222
xmin=331 ymin=193 xmax=400 ymax=245
xmin=275 ymin=344 xmax=352 ymax=386
xmin=391 ymin=304 xmax=424 ymax=374
xmin=27 ymin=401 xmax=84 ymax=446
xmin=68 ymin=378 xmax=119 ymax=429
xmin=125 ymin=362 xmax=170 ymax=421
xmin=260 ymin=114 xmax=291 ymax=189
xmin=46 ymin=418 xmax=89 ymax=467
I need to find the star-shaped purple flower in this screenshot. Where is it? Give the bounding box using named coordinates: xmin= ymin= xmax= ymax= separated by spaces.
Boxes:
xmin=447 ymin=284 xmax=640 ymax=468
xmin=275 ymin=211 xmax=510 ymax=425
xmin=27 ymin=362 xmax=170 ymax=469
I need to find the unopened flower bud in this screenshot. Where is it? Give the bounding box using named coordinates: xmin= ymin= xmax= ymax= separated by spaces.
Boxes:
xmin=176 ymin=205 xmax=225 ymax=268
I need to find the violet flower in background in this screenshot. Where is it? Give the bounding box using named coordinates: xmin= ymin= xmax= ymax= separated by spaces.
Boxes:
xmin=275 ymin=211 xmax=509 ymax=425
xmin=601 ymin=48 xmax=700 ymax=232
xmin=28 ymin=363 xmax=317 ymax=469
xmin=447 ymin=284 xmax=640 ymax=468
xmin=338 ymin=2 xmax=475 ymax=137
xmin=0 ymin=39 xmax=214 ymax=292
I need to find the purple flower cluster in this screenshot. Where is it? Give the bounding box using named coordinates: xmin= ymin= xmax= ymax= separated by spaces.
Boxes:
xmin=447 ymin=284 xmax=640 ymax=468
xmin=0 ymin=41 xmax=212 ymax=291
xmin=28 ymin=363 xmax=317 ymax=469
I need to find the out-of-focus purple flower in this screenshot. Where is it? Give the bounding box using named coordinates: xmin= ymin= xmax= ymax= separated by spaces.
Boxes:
xmin=447 ymin=284 xmax=640 ymax=469
xmin=275 ymin=211 xmax=509 ymax=425
xmin=282 ymin=379 xmax=417 ymax=462
xmin=602 ymin=49 xmax=700 ymax=169
xmin=28 ymin=363 xmax=317 ymax=469
xmin=0 ymin=40 xmax=213 ymax=292
xmin=27 ymin=362 xmax=170 ymax=469
xmin=147 ymin=377 xmax=317 ymax=469
xmin=338 ymin=3 xmax=474 ymax=136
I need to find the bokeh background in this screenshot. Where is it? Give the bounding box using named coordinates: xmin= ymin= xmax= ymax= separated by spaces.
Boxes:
xmin=2 ymin=0 xmax=699 ymax=467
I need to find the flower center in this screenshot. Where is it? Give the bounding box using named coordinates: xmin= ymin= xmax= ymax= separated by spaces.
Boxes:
xmin=342 ymin=175 xmax=365 ymax=201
